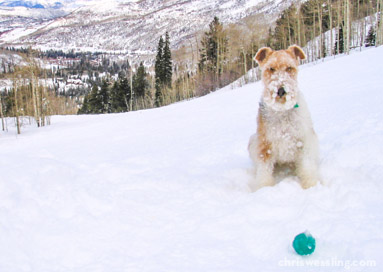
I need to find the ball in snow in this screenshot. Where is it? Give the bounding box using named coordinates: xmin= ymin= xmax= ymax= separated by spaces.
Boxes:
xmin=292 ymin=231 xmax=316 ymax=255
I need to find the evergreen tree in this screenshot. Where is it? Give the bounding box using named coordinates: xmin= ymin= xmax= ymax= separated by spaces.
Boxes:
xmin=155 ymin=36 xmax=164 ymax=84
xmin=133 ymin=62 xmax=149 ymax=98
xmin=199 ymin=17 xmax=228 ymax=73
xmin=99 ymin=80 xmax=111 ymax=113
xmin=85 ymin=81 xmax=110 ymax=114
xmin=110 ymin=77 xmax=129 ymax=113
xmin=78 ymin=95 xmax=90 ymax=114
xmin=335 ymin=25 xmax=344 ymax=54
xmin=154 ymin=32 xmax=173 ymax=107
xmin=87 ymin=84 xmax=101 ymax=113
xmin=154 ymin=81 xmax=163 ymax=107
xmin=365 ymin=26 xmax=376 ymax=47
xmin=119 ymin=76 xmax=130 ymax=109
xmin=155 ymin=36 xmax=165 ymax=107
xmin=163 ymin=32 xmax=173 ymax=88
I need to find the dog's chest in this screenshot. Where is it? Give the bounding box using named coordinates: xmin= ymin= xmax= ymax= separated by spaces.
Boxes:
xmin=264 ymin=110 xmax=303 ymax=163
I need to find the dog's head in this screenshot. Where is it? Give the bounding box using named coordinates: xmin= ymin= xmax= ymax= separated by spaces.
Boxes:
xmin=255 ymin=45 xmax=306 ymax=111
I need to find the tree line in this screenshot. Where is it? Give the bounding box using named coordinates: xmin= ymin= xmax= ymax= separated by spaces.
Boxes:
xmin=268 ymin=0 xmax=383 ymax=60
xmin=0 ymin=61 xmax=78 ymax=134
xmin=2 ymin=0 xmax=382 ymax=128
xmin=151 ymin=0 xmax=383 ymax=108
xmin=78 ymin=62 xmax=150 ymax=114
xmin=79 ymin=3 xmax=383 ymax=114
xmin=79 ymin=31 xmax=174 ymax=114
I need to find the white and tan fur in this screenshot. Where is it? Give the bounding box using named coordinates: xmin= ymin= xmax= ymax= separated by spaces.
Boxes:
xmin=248 ymin=45 xmax=321 ymax=190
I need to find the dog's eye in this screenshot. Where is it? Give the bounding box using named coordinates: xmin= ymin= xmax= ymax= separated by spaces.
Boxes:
xmin=286 ymin=67 xmax=294 ymax=72
xmin=269 ymin=67 xmax=275 ymax=73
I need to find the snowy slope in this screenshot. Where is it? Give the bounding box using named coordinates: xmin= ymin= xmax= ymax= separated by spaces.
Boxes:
xmin=0 ymin=0 xmax=296 ymax=53
xmin=1 ymin=47 xmax=383 ymax=271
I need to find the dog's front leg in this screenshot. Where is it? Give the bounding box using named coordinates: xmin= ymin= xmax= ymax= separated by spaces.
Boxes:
xmin=296 ymin=161 xmax=319 ymax=189
xmin=296 ymin=135 xmax=321 ymax=189
xmin=255 ymin=160 xmax=275 ymax=189
xmin=248 ymin=133 xmax=275 ymax=190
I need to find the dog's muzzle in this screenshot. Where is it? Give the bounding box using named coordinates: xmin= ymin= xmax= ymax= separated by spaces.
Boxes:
xmin=277 ymin=87 xmax=286 ymax=98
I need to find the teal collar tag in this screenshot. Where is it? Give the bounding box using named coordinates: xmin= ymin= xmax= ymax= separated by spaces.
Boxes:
xmin=294 ymin=103 xmax=299 ymax=108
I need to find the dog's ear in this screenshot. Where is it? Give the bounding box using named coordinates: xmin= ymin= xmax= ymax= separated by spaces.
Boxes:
xmin=288 ymin=45 xmax=306 ymax=60
xmin=254 ymin=47 xmax=273 ymax=65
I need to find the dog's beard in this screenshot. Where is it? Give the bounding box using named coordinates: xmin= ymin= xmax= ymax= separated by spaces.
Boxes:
xmin=263 ymin=79 xmax=298 ymax=112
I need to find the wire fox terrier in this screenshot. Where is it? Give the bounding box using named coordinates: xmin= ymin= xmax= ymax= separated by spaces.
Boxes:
xmin=248 ymin=45 xmax=321 ymax=190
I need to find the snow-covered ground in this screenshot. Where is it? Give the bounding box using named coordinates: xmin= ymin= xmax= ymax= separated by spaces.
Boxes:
xmin=1 ymin=47 xmax=383 ymax=271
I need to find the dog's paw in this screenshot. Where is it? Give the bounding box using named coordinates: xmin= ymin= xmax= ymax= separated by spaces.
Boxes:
xmin=256 ymin=177 xmax=276 ymax=189
xmin=300 ymin=178 xmax=318 ymax=189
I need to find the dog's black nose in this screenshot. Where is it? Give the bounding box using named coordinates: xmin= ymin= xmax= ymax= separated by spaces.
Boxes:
xmin=277 ymin=87 xmax=286 ymax=97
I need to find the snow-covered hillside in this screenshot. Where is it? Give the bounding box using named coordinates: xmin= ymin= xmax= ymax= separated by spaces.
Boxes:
xmin=0 ymin=0 xmax=297 ymax=53
xmin=1 ymin=47 xmax=383 ymax=271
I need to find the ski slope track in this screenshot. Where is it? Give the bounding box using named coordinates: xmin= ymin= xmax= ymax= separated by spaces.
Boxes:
xmin=1 ymin=47 xmax=383 ymax=271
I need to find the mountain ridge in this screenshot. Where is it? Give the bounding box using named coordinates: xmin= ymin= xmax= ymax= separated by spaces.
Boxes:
xmin=0 ymin=0 xmax=299 ymax=55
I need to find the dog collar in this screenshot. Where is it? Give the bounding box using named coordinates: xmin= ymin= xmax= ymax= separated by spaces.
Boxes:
xmin=259 ymin=101 xmax=299 ymax=115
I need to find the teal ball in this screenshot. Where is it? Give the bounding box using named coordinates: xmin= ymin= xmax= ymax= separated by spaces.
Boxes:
xmin=292 ymin=232 xmax=316 ymax=255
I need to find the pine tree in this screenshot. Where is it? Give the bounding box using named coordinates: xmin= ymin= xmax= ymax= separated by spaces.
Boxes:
xmin=155 ymin=36 xmax=165 ymax=107
xmin=85 ymin=81 xmax=110 ymax=114
xmin=119 ymin=76 xmax=130 ymax=110
xmin=110 ymin=77 xmax=129 ymax=113
xmin=133 ymin=62 xmax=149 ymax=98
xmin=87 ymin=84 xmax=101 ymax=113
xmin=155 ymin=36 xmax=164 ymax=83
xmin=365 ymin=26 xmax=376 ymax=47
xmin=335 ymin=25 xmax=344 ymax=54
xmin=163 ymin=32 xmax=173 ymax=88
xmin=78 ymin=95 xmax=90 ymax=114
xmin=199 ymin=16 xmax=225 ymax=73
xmin=154 ymin=33 xmax=173 ymax=107
xmin=99 ymin=80 xmax=110 ymax=113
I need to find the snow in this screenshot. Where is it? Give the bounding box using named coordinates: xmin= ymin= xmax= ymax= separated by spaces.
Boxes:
xmin=0 ymin=0 xmax=293 ymax=54
xmin=1 ymin=46 xmax=383 ymax=271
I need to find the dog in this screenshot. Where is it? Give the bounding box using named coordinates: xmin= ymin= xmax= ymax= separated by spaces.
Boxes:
xmin=248 ymin=45 xmax=321 ymax=190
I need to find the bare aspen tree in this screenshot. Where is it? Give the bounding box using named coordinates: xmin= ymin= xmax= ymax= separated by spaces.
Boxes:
xmin=297 ymin=3 xmax=302 ymax=46
xmin=376 ymin=0 xmax=380 ymax=44
xmin=336 ymin=0 xmax=342 ymax=55
xmin=30 ymin=68 xmax=40 ymax=127
xmin=41 ymin=71 xmax=49 ymax=127
xmin=242 ymin=47 xmax=247 ymax=83
xmin=188 ymin=39 xmax=195 ymax=71
xmin=366 ymin=0 xmax=374 ymax=29
xmin=317 ymin=0 xmax=323 ymax=59
xmin=130 ymin=66 xmax=133 ymax=111
xmin=251 ymin=43 xmax=256 ymax=81
xmin=381 ymin=0 xmax=383 ymax=45
xmin=0 ymin=94 xmax=5 ymax=131
xmin=357 ymin=0 xmax=361 ymax=48
xmin=216 ymin=40 xmax=220 ymax=85
xmin=328 ymin=0 xmax=333 ymax=56
xmin=287 ymin=14 xmax=292 ymax=45
xmin=357 ymin=0 xmax=365 ymax=50
xmin=45 ymin=70 xmax=52 ymax=126
xmin=12 ymin=72 xmax=21 ymax=134
xmin=312 ymin=2 xmax=317 ymax=60
xmin=377 ymin=0 xmax=383 ymax=46
xmin=344 ymin=0 xmax=351 ymax=54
